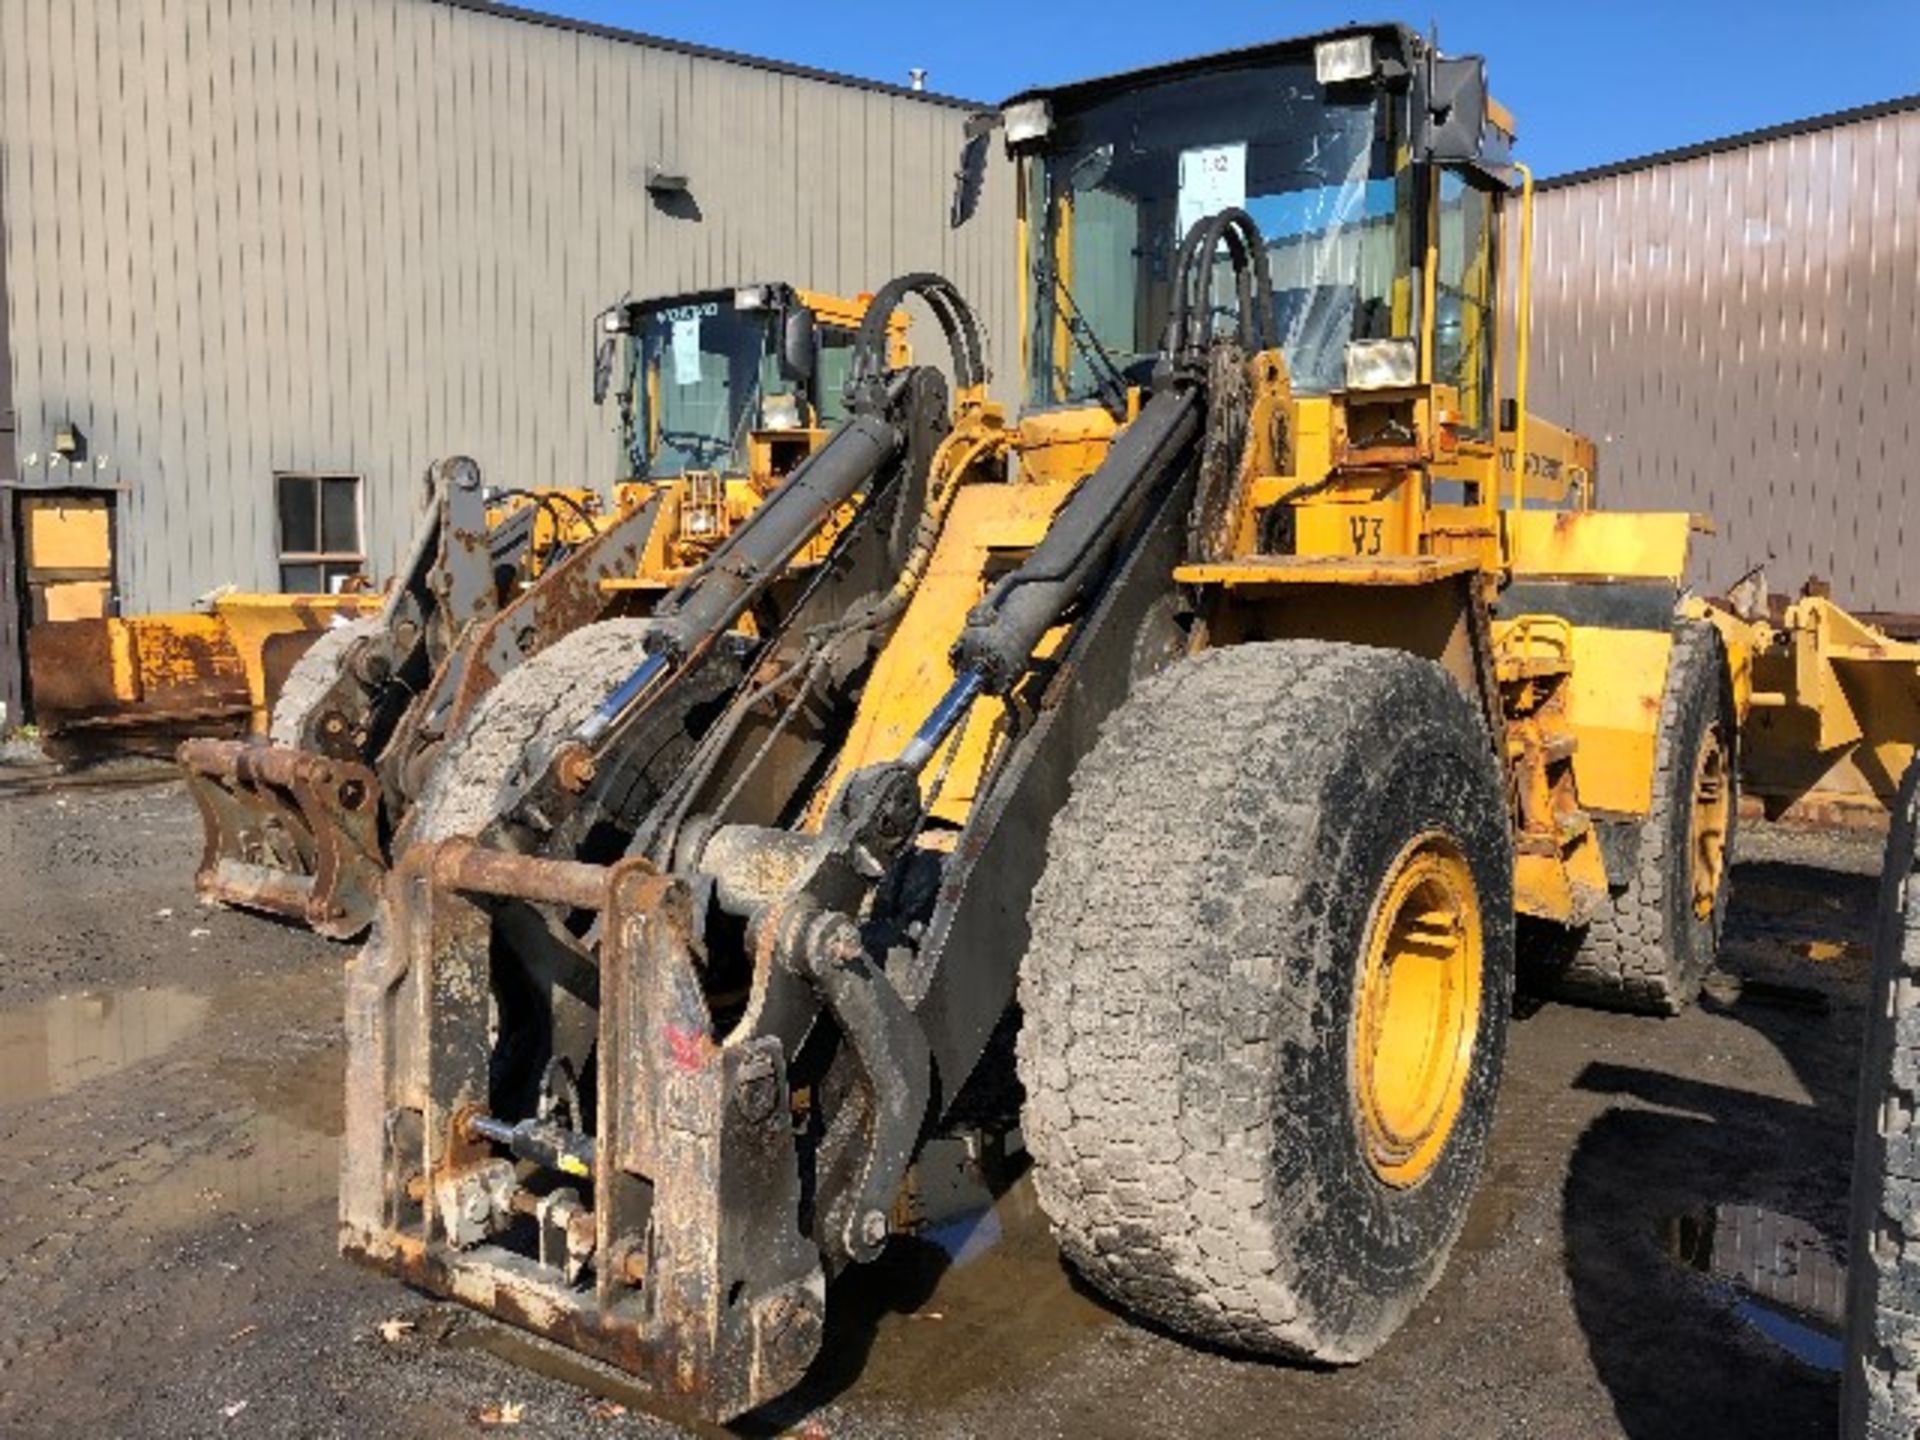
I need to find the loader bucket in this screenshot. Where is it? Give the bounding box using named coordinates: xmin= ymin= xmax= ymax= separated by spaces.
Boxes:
xmin=27 ymin=595 xmax=379 ymax=764
xmin=339 ymin=841 xmax=825 ymax=1423
xmin=179 ymin=737 xmax=385 ymax=939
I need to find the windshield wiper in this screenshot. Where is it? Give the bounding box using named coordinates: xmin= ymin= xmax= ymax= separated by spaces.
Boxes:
xmin=1040 ymin=259 xmax=1130 ymax=421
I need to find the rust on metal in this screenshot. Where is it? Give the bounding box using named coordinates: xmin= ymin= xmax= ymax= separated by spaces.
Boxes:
xmin=552 ymin=741 xmax=597 ymax=794
xmin=448 ymin=496 xmax=661 ymax=732
xmin=340 ymin=845 xmax=825 ymax=1422
xmin=178 ymin=737 xmax=385 ymax=938
xmin=28 ymin=615 xmax=252 ymax=760
xmin=427 ymin=838 xmax=624 ymax=912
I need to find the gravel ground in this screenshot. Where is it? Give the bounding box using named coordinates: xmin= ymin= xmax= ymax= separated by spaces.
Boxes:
xmin=0 ymin=778 xmax=1884 ymax=1438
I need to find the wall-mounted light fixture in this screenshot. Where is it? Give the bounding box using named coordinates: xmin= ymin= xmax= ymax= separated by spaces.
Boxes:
xmin=52 ymin=420 xmax=87 ymax=462
xmin=644 ymin=165 xmax=690 ymax=197
xmin=643 ymin=164 xmax=701 ymax=221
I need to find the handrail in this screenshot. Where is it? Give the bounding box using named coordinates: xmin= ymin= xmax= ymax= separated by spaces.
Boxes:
xmin=1511 ymin=160 xmax=1535 ymax=567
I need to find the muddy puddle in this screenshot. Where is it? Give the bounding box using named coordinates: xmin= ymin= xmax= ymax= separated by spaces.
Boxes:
xmin=0 ymin=981 xmax=343 ymax=1227
xmin=0 ymin=985 xmax=209 ymax=1103
xmin=428 ymin=1167 xmax=1117 ymax=1431
xmin=791 ymin=1170 xmax=1117 ymax=1414
xmin=1665 ymin=1203 xmax=1845 ymax=1372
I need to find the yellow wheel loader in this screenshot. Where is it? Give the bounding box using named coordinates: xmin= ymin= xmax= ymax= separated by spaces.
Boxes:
xmin=337 ymin=23 xmax=1920 ymax=1425
xmin=179 ymin=283 xmax=903 ymax=939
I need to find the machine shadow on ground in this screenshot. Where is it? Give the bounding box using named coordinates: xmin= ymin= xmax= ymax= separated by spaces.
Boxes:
xmin=1560 ymin=850 xmax=1874 ymax=1439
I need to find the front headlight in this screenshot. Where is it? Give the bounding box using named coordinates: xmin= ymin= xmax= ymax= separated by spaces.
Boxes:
xmin=759 ymin=394 xmax=802 ymax=431
xmin=1002 ymin=98 xmax=1053 ymax=148
xmin=1344 ymin=338 xmax=1419 ymax=391
xmin=1315 ymin=35 xmax=1375 ymax=86
xmin=733 ymin=285 xmax=770 ymax=311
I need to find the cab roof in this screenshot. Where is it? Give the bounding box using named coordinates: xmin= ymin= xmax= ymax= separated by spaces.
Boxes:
xmin=999 ymin=22 xmax=1516 ymax=143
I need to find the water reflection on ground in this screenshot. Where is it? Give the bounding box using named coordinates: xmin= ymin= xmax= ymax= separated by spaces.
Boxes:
xmin=1665 ymin=1202 xmax=1846 ymax=1373
xmin=0 ymin=986 xmax=209 ymax=1103
xmin=0 ymin=982 xmax=341 ymax=1226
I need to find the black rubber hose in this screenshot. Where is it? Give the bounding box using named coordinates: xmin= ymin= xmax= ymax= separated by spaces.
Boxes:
xmin=846 ymin=272 xmax=988 ymax=410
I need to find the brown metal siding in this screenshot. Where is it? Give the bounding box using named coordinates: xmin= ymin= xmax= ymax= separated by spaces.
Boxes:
xmin=0 ymin=0 xmax=1017 ymax=611
xmin=1525 ymin=103 xmax=1920 ymax=609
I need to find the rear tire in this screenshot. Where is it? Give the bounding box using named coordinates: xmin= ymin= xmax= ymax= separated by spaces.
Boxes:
xmin=1545 ymin=619 xmax=1736 ymax=1014
xmin=1018 ymin=640 xmax=1514 ymax=1360
xmin=1844 ymin=756 xmax=1920 ymax=1438
xmin=268 ymin=618 xmax=380 ymax=748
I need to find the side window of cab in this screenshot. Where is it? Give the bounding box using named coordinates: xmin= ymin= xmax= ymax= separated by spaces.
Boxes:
xmin=1434 ymin=169 xmax=1496 ymax=439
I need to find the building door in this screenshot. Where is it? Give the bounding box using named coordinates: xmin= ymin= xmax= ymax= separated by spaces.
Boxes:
xmin=18 ymin=492 xmax=116 ymax=625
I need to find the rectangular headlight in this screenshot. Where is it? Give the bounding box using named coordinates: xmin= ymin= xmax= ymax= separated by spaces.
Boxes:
xmin=759 ymin=393 xmax=802 ymax=431
xmin=1002 ymin=98 xmax=1053 ymax=147
xmin=599 ymin=307 xmax=628 ymax=335
xmin=733 ymin=285 xmax=770 ymax=311
xmin=1315 ymin=35 xmax=1375 ymax=85
xmin=1344 ymin=337 xmax=1418 ymax=391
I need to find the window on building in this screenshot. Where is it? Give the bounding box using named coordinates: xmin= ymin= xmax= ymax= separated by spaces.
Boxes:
xmin=275 ymin=473 xmax=364 ymax=592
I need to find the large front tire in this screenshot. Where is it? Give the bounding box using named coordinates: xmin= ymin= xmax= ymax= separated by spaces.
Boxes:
xmin=1018 ymin=640 xmax=1514 ymax=1361
xmin=1844 ymin=756 xmax=1920 ymax=1438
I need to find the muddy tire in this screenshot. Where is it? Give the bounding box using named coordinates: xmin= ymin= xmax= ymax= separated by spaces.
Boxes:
xmin=268 ymin=618 xmax=380 ymax=747
xmin=1018 ymin=640 xmax=1514 ymax=1361
xmin=1843 ymin=757 xmax=1920 ymax=1439
xmin=1545 ymin=620 xmax=1736 ymax=1015
xmin=411 ymin=619 xmax=662 ymax=844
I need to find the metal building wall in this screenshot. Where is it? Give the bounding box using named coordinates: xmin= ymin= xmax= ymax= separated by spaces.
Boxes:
xmin=0 ymin=156 xmax=17 ymax=723
xmin=0 ymin=0 xmax=1017 ymax=612
xmin=1525 ymin=99 xmax=1920 ymax=609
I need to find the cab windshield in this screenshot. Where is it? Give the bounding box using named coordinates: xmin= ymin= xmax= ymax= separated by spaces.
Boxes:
xmin=624 ymin=299 xmax=782 ymax=479
xmin=1023 ymin=55 xmax=1413 ymax=406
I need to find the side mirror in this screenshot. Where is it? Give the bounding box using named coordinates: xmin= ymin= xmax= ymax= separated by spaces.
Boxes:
xmin=592 ymin=335 xmax=616 ymax=406
xmin=1423 ymin=54 xmax=1490 ymax=164
xmin=780 ymin=306 xmax=817 ymax=384
xmin=950 ymin=111 xmax=999 ymax=228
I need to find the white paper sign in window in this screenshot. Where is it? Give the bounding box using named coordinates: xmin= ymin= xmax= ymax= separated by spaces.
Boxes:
xmin=670 ymin=316 xmax=703 ymax=386
xmin=1177 ymin=143 xmax=1247 ymax=240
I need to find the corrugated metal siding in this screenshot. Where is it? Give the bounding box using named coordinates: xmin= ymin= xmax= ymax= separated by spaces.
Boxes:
xmin=0 ymin=0 xmax=1017 ymax=610
xmin=0 ymin=135 xmax=17 ymax=722
xmin=1526 ymin=104 xmax=1920 ymax=608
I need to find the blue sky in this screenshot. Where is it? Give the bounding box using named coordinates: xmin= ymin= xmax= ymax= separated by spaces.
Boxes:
xmin=510 ymin=1 xmax=1920 ymax=177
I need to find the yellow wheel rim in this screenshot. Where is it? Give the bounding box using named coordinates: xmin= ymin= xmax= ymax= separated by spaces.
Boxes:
xmin=1689 ymin=730 xmax=1732 ymax=920
xmin=1354 ymin=833 xmax=1483 ymax=1189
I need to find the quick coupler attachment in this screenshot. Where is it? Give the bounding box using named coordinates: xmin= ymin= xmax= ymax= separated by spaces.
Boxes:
xmin=340 ymin=839 xmax=825 ymax=1422
xmin=178 ymin=737 xmax=385 ymax=939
